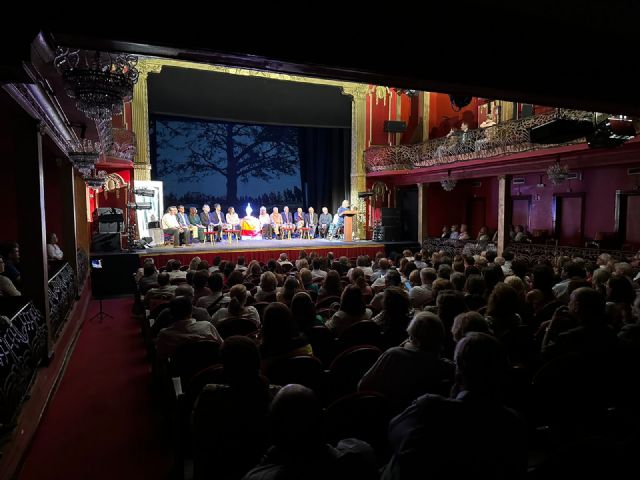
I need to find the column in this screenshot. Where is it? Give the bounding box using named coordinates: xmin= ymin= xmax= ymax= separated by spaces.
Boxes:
xmin=17 ymin=122 xmax=51 ymax=348
xmin=59 ymin=158 xmax=78 ymax=284
xmin=497 ymin=175 xmax=512 ymax=255
xmin=417 ymin=183 xmax=429 ymax=244
xmin=342 ymin=84 xmax=369 ymax=240
xmin=131 ymin=60 xmax=163 ymax=182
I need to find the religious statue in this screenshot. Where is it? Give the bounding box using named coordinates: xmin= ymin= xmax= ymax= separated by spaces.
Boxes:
xmin=240 ymin=203 xmax=262 ymax=240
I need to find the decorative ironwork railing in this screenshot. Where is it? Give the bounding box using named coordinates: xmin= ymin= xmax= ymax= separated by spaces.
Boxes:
xmin=422 ymin=238 xmax=497 ymax=258
xmin=365 ymin=110 xmax=595 ymax=173
xmin=0 ymin=302 xmax=48 ymax=432
xmin=508 ymin=242 xmax=636 ymax=265
xmin=48 ymin=263 xmax=76 ymax=337
xmin=77 ymin=248 xmax=89 ymax=291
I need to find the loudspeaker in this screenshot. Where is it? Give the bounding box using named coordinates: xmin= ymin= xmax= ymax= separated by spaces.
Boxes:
xmin=381 ymin=207 xmax=401 ymax=227
xmin=92 ymin=233 xmax=121 ymax=252
xmin=384 ymin=120 xmax=407 ymax=133
xmin=96 ymin=207 xmax=124 ymax=233
xmin=380 ymin=226 xmax=402 ymax=241
xmin=529 ymin=119 xmax=593 ymax=144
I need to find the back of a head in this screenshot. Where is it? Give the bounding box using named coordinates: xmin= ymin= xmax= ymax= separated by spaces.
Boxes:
xmin=606 ymin=275 xmax=636 ymax=304
xmin=407 ymin=311 xmax=445 ymax=353
xmin=157 ymin=272 xmax=170 ymax=286
xmin=464 ymin=274 xmax=486 ymax=296
xmin=385 ymin=269 xmax=402 ymax=287
xmin=270 ymin=384 xmax=323 ymax=451
xmin=291 ymin=292 xmax=315 ymax=332
xmin=564 ymin=262 xmax=586 ymax=280
xmin=450 ymin=272 xmax=466 ymax=291
xmin=221 ymin=335 xmax=260 ymax=382
xmin=532 ymin=264 xmax=555 ymax=294
xmin=383 ymin=286 xmax=410 ymax=314
xmin=207 ymin=272 xmax=224 ymax=292
xmin=451 ymin=311 xmax=491 ymax=342
xmin=454 ymin=332 xmax=509 ymax=396
xmin=503 ymin=250 xmax=514 ymax=262
xmin=175 ymin=284 xmax=195 ymax=298
xmin=340 ymin=284 xmax=366 ymax=316
xmin=299 ymin=268 xmax=312 ymax=285
xmin=262 ymin=302 xmax=295 ymax=342
xmin=420 ymin=267 xmax=437 ymax=284
xmin=437 ymin=290 xmax=467 ymax=325
xmin=487 ymin=282 xmax=519 ymax=320
xmin=259 ymin=271 xmax=277 ymax=292
xmin=228 ymin=284 xmax=248 ymax=316
xmin=378 ymin=258 xmax=389 ymax=270
xmin=169 ymin=296 xmax=193 ymax=321
xmin=193 ymin=270 xmax=209 ymax=289
xmin=437 ymin=264 xmax=452 ymax=280
xmin=143 ymin=264 xmax=156 ymax=276
xmin=312 ymin=258 xmax=321 ymax=270
xmin=485 ymin=251 xmax=497 ymax=263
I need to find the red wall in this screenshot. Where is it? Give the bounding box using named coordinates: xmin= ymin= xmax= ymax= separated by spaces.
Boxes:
xmin=511 ymin=164 xmax=640 ymax=240
xmin=428 ymin=93 xmax=479 ymax=139
xmin=427 ymin=177 xmax=498 ymax=237
xmin=367 ymin=88 xmax=423 ymax=147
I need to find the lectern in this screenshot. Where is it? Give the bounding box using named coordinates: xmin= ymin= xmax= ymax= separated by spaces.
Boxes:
xmin=342 ymin=210 xmax=358 ymax=241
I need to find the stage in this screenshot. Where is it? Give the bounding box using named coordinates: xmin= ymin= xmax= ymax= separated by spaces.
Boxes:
xmin=136 ymin=238 xmax=386 ymax=266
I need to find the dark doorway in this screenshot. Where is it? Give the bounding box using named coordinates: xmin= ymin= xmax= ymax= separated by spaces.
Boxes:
xmin=511 ymin=195 xmax=532 ymax=231
xmin=615 ymin=191 xmax=640 ymax=248
xmin=397 ymin=186 xmax=418 ymax=241
xmin=553 ymin=193 xmax=585 ymax=246
xmin=467 ymin=197 xmax=486 ymax=239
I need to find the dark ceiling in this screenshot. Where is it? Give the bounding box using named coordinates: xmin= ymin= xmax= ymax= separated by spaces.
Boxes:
xmin=147 ymin=67 xmax=352 ymax=128
xmin=5 ymin=5 xmax=640 ymax=115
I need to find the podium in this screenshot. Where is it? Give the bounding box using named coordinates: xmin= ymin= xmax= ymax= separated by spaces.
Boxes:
xmin=342 ymin=210 xmax=358 ymax=241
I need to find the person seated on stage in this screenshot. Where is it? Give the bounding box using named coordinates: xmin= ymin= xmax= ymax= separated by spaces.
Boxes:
xmin=270 ymin=207 xmax=283 ymax=239
xmin=200 ymin=204 xmax=213 ymax=228
xmin=46 ymin=233 xmax=64 ymax=262
xmin=305 ymin=207 xmax=318 ymax=238
xmin=282 ymin=206 xmax=293 ymax=228
xmin=207 ymin=203 xmax=224 ymax=241
xmin=226 ymin=207 xmax=240 ymax=232
xmin=294 ymin=207 xmax=305 ymax=232
xmin=176 ymin=205 xmax=195 ymax=244
xmin=318 ymin=207 xmax=332 ymax=238
xmin=258 ymin=206 xmax=273 ymax=239
xmin=449 ymin=224 xmax=460 ymax=240
xmin=327 ymin=213 xmax=341 ymax=240
xmin=162 ymin=206 xmax=191 ymax=247
xmin=188 ymin=207 xmax=206 ymax=242
xmin=240 ymin=204 xmax=262 ymax=240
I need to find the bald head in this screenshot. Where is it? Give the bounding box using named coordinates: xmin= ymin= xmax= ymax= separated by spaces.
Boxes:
xmin=270 ymin=384 xmax=323 ymax=450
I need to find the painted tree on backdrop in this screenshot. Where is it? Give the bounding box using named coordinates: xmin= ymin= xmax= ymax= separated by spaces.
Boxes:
xmin=156 ymin=119 xmax=299 ymax=205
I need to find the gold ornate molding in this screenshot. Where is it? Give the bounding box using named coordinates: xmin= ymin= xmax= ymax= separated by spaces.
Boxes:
xmin=130 ymin=58 xmax=369 ymax=214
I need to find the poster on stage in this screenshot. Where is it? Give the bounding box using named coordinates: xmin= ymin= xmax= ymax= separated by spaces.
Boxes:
xmin=134 ymin=180 xmax=164 ymax=241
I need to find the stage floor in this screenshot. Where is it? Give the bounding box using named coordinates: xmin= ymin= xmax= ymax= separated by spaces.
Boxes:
xmin=136 ymin=239 xmax=385 ymax=265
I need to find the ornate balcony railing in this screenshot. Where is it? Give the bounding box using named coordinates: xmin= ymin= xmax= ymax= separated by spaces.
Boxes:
xmin=76 ymin=248 xmax=89 ymax=291
xmin=422 ymin=238 xmax=497 ymax=258
xmin=0 ymin=302 xmax=48 ymax=432
xmin=508 ymin=242 xmax=637 ymax=265
xmin=366 ymin=109 xmax=595 ymax=173
xmin=106 ymin=128 xmax=136 ymax=161
xmin=47 ymin=263 xmax=76 ymax=337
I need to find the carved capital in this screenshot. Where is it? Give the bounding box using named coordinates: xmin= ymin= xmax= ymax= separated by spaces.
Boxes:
xmin=136 ymin=59 xmax=164 ymax=79
xmin=341 ymin=85 xmax=369 ymax=101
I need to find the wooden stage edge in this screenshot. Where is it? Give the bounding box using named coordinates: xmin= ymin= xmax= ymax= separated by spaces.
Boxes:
xmin=137 ymin=239 xmax=385 ymax=258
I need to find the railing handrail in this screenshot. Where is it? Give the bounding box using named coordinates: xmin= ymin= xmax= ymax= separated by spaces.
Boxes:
xmin=48 ymin=262 xmax=72 ymax=285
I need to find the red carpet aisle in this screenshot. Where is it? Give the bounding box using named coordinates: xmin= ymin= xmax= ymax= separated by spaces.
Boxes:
xmin=18 ymin=299 xmax=173 ymax=480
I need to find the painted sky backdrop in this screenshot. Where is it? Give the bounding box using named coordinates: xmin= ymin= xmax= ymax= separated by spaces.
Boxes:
xmin=152 ymin=116 xmax=303 ymax=209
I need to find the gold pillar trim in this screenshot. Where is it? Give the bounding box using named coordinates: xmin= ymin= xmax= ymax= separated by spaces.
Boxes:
xmin=422 ymin=92 xmax=431 ymax=141
xmin=131 ymin=58 xmax=368 ymax=210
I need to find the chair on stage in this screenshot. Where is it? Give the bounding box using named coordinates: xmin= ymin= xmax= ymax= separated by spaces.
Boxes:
xmin=222 ymin=228 xmax=241 ymax=244
xmin=281 ymin=225 xmax=294 ymax=240
xmin=298 ymin=226 xmax=312 ymax=240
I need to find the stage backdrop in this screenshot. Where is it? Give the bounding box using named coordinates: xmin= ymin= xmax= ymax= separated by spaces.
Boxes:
xmin=150 ymin=115 xmax=350 ymax=215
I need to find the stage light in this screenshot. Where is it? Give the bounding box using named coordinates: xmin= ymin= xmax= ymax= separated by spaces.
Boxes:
xmin=133 ymin=188 xmax=155 ymax=197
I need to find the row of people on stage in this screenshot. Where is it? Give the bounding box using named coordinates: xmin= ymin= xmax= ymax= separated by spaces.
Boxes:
xmin=161 ymin=200 xmax=351 ymax=245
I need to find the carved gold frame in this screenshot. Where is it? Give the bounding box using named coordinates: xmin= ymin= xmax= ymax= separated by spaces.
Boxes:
xmin=131 ymin=58 xmax=368 ymax=238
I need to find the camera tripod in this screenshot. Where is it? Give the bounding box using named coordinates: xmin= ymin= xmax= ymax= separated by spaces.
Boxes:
xmin=89 ymin=297 xmax=113 ymax=323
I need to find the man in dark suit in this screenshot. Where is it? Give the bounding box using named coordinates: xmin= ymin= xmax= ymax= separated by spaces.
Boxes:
xmin=282 ymin=206 xmax=293 ymax=226
xmin=305 ymin=207 xmax=318 ymax=238
xmin=318 ymin=207 xmax=333 ymax=238
xmin=210 ymin=203 xmax=225 ymax=242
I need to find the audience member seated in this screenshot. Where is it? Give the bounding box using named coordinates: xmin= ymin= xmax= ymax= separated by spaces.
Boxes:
xmin=382 ymin=333 xmax=527 ymax=480
xmin=372 ymin=287 xmax=413 ymax=349
xmin=242 ymin=384 xmax=378 ymax=480
xmin=485 ymin=283 xmax=523 ymax=339
xmin=359 ymin=312 xmax=454 ymax=414
xmin=144 ymin=272 xmax=177 ymax=308
xmin=0 ymin=255 xmax=21 ymax=297
xmin=451 ymin=311 xmax=492 ymax=343
xmin=155 ymin=296 xmax=221 ymax=360
xmin=46 ymin=233 xmax=64 ymax=261
xmin=311 ymin=258 xmax=327 ymax=281
xmin=409 ymin=267 xmax=435 ymax=309
xmin=326 ymin=285 xmax=373 ymax=336
xmin=291 ymin=291 xmax=325 ymax=332
xmin=151 ymin=284 xmax=215 ymax=337
xmin=254 ymin=271 xmax=278 ymax=302
xmin=552 ymin=261 xmax=586 ymax=302
xmin=137 ymin=264 xmax=158 ymax=294
xmin=0 ymin=242 xmax=21 ymax=289
xmin=371 ymin=270 xmax=403 ymax=309
xmin=211 ymin=284 xmax=260 ymax=328
xmin=192 ymin=270 xmax=212 ymax=303
xmin=476 ymin=226 xmax=490 ymax=243
xmin=318 ymin=270 xmax=343 ymax=300
xmin=277 ymin=276 xmax=303 ymax=306
xmin=195 ymin=272 xmax=227 ymax=310
xmin=259 ymin=303 xmax=313 ymax=373
xmin=350 ymin=267 xmax=372 ymax=298
xmin=193 ymin=336 xmax=279 ymax=480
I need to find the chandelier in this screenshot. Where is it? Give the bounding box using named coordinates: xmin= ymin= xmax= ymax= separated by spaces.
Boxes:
xmin=68 ymin=138 xmax=101 ymax=175
xmin=547 ymin=161 xmax=570 ymax=185
xmin=440 ymin=173 xmax=457 ymax=191
xmin=54 ymin=48 xmax=139 ymax=121
xmin=83 ymin=169 xmax=108 ymax=189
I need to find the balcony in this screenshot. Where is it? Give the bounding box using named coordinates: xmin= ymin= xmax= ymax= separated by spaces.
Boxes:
xmin=365 ymin=110 xmax=598 ymax=173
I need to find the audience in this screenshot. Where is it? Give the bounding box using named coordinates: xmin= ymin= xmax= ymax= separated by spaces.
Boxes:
xmin=325 ymin=285 xmax=372 ymax=336
xmin=212 ymin=284 xmax=260 ymax=328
